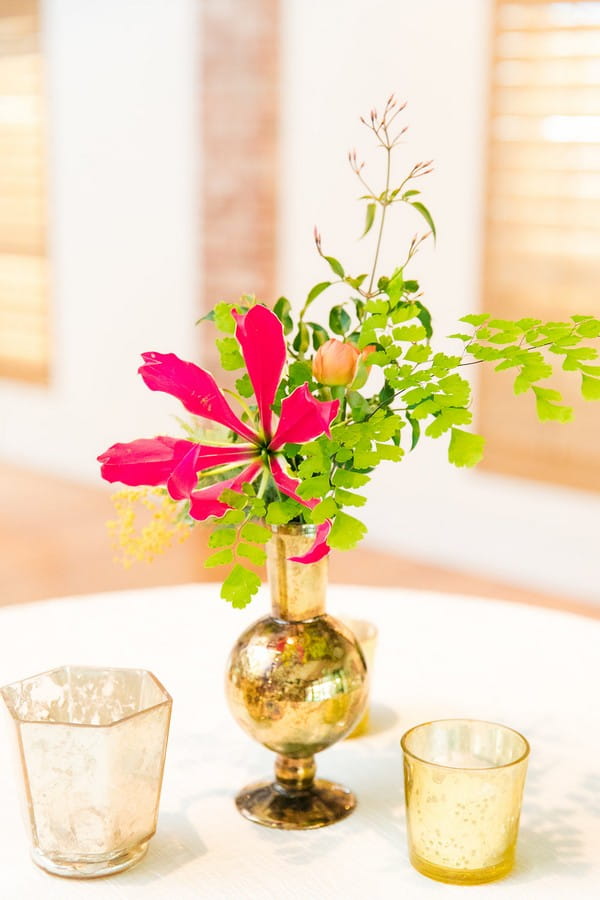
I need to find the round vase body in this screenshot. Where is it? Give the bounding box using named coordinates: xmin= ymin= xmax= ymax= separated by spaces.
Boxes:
xmin=225 ymin=525 xmax=368 ymax=829
xmin=226 ymin=613 xmax=367 ymax=757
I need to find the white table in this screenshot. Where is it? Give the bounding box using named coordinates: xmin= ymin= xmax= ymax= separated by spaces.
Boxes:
xmin=0 ymin=584 xmax=598 ymax=899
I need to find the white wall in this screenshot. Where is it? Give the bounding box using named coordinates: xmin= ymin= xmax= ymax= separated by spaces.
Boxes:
xmin=2 ymin=0 xmax=597 ymax=604
xmin=279 ymin=0 xmax=600 ymax=603
xmin=0 ymin=0 xmax=200 ymax=482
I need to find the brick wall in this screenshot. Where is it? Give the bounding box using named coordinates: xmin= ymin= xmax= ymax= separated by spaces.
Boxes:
xmin=201 ymin=0 xmax=279 ymax=373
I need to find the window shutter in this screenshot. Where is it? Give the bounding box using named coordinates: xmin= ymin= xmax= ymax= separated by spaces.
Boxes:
xmin=0 ymin=0 xmax=49 ymax=382
xmin=480 ymin=0 xmax=600 ymax=491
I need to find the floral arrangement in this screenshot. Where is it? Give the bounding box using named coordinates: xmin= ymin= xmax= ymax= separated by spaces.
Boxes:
xmin=99 ymin=97 xmax=600 ymax=608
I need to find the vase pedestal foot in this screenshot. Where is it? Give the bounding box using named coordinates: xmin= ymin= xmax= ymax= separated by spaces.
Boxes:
xmin=235 ymin=778 xmax=356 ymax=830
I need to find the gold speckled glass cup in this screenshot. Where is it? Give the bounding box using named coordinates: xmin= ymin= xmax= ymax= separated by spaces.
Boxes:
xmin=1 ymin=666 xmax=172 ymax=878
xmin=401 ymin=719 xmax=529 ymax=884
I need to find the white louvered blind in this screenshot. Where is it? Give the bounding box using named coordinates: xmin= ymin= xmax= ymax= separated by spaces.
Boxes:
xmin=0 ymin=0 xmax=49 ymax=382
xmin=480 ymin=0 xmax=600 ymax=492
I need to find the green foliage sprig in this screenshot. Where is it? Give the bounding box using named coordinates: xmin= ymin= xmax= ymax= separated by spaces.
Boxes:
xmin=113 ymin=96 xmax=599 ymax=608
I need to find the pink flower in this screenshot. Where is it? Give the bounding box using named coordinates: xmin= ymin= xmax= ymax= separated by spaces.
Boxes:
xmin=312 ymin=339 xmax=360 ymax=387
xmin=98 ymin=305 xmax=338 ymax=563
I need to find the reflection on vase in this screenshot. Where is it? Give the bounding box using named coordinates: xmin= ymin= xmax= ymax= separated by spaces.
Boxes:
xmin=225 ymin=524 xmax=368 ymax=829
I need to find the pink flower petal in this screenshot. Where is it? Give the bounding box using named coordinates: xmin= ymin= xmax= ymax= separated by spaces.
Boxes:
xmin=233 ymin=306 xmax=286 ymax=440
xmin=139 ymin=352 xmax=258 ymax=443
xmin=168 ymin=444 xmax=258 ymax=500
xmin=289 ymin=521 xmax=332 ymax=564
xmin=188 ymin=461 xmax=263 ymax=521
xmin=98 ymin=436 xmax=193 ymax=486
xmin=269 ymin=384 xmax=339 ymax=451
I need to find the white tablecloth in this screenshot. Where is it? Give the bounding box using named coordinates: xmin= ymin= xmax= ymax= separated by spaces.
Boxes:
xmin=0 ymin=583 xmax=598 ymax=899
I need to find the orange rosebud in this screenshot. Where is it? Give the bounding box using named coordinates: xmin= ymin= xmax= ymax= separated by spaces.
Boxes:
xmin=312 ymin=339 xmax=360 ymax=387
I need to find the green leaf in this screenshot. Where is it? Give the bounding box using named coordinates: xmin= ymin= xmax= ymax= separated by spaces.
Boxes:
xmin=411 ymin=398 xmax=438 ymax=419
xmin=240 ymin=522 xmax=272 ymax=543
xmin=353 ymin=448 xmax=379 ymax=468
xmin=347 ymin=390 xmax=370 ymax=421
xmin=312 ymin=497 xmax=338 ymax=524
xmin=220 ymin=563 xmax=261 ymax=609
xmin=305 ymin=281 xmax=332 ymax=307
xmin=448 ymin=428 xmax=485 ymax=468
xmin=416 ymin=301 xmax=433 ymax=339
xmin=208 ymin=529 xmax=237 ymax=549
xmin=406 ymin=412 xmax=421 ymax=451
xmin=365 ymin=299 xmax=389 ymax=314
xmin=216 ymin=336 xmax=244 ymax=371
xmin=448 ymin=332 xmax=473 ymax=342
xmin=221 ymin=508 xmax=246 ymax=525
xmin=577 ymin=319 xmax=600 ymax=338
xmin=237 ymin=543 xmax=267 ymax=566
xmin=393 ymin=324 xmax=427 ymax=342
xmin=250 ymin=498 xmax=266 ymax=518
xmin=488 ymin=330 xmax=521 ymax=345
xmin=308 ymin=322 xmax=329 ymax=349
xmin=324 ymin=255 xmax=345 ymax=278
xmin=437 ymin=374 xmax=471 ymax=407
xmin=297 ymin=474 xmax=330 ymax=500
xmin=374 ymin=442 xmax=404 ymax=461
xmin=235 ymin=374 xmax=254 ymax=398
xmin=346 ymin=273 xmax=368 ymax=290
xmin=333 ymin=488 xmax=367 ymax=508
xmin=532 ymin=387 xmax=573 ymax=423
xmin=391 ymin=302 xmax=419 ymax=324
xmin=361 ymin=202 xmax=376 ymax=237
xmin=402 ymin=386 xmax=432 ymax=406
xmin=410 ymin=201 xmax=436 ymax=240
xmin=297 ymin=454 xmax=326 ymax=477
xmin=293 ymin=321 xmax=310 ymax=353
xmin=468 ymin=344 xmax=503 ymax=362
xmin=273 ymin=296 xmax=293 ymax=334
xmin=332 ymin=469 xmax=370 ymax=489
xmin=460 ymin=313 xmax=490 ymax=327
xmin=205 ymin=548 xmax=234 ymax=568
xmin=335 ymin=448 xmax=353 ymax=463
xmin=328 ymin=511 xmax=367 ymax=550
xmin=218 ymin=489 xmax=247 ymax=509
xmin=516 ymin=317 xmax=542 ymax=331
xmin=287 ymin=360 xmax=313 ymax=390
xmin=214 ymin=302 xmax=236 ymax=334
xmin=431 ymin=353 xmax=462 ymax=371
xmin=582 ymin=375 xmax=600 ymax=400
xmin=404 ymin=344 xmax=431 ymax=363
xmin=329 ymin=305 xmax=351 ymax=335
xmin=386 ymin=269 xmax=405 ymax=303
xmin=265 ymin=499 xmax=303 ymax=525
xmin=425 ymin=407 xmax=472 ymax=438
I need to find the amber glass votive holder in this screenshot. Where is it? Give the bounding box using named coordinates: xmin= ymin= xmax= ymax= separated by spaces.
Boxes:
xmin=1 ymin=665 xmax=172 ymax=878
xmin=401 ymin=719 xmax=529 ymax=884
xmin=341 ymin=618 xmax=378 ymax=738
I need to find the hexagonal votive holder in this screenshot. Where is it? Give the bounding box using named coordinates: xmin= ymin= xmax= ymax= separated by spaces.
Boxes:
xmin=0 ymin=665 xmax=172 ymax=878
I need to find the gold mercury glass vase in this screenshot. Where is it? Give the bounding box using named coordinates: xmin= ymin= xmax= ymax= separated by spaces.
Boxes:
xmin=225 ymin=524 xmax=368 ymax=829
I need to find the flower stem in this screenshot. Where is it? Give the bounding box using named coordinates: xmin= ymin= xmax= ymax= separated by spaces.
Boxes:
xmin=367 ymin=135 xmax=392 ymax=294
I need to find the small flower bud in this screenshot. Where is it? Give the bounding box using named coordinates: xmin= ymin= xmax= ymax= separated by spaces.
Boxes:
xmin=312 ymin=339 xmax=360 ymax=387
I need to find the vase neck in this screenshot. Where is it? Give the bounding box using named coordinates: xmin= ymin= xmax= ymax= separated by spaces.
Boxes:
xmin=266 ymin=526 xmax=327 ymax=621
